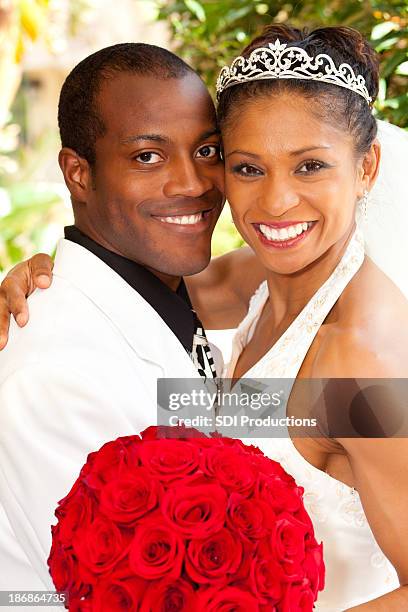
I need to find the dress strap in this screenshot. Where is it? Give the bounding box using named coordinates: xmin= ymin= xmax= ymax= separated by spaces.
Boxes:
xmin=226 ymin=229 xmax=365 ymax=378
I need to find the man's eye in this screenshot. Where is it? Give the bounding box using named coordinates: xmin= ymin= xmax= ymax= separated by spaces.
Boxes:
xmin=297 ymin=160 xmax=326 ymax=174
xmin=196 ymin=145 xmax=220 ymax=159
xmin=232 ymin=163 xmax=263 ymax=177
xmin=134 ymin=152 xmax=162 ymax=164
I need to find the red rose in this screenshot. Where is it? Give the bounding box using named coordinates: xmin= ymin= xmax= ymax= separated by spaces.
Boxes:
xmin=227 ymin=493 xmax=271 ymax=541
xmin=99 ymin=468 xmax=160 ymax=525
xmin=49 ymin=431 xmax=325 ymax=611
xmin=129 ymin=517 xmax=184 ymax=580
xmin=141 ymin=425 xmax=207 ymax=441
xmin=85 ymin=439 xmax=141 ymax=490
xmin=233 ymin=439 xmax=264 ymax=455
xmin=249 ymin=555 xmax=284 ymax=604
xmin=197 ymin=586 xmax=259 ymax=611
xmin=55 ymin=483 xmax=96 ymax=546
xmin=282 ymin=582 xmax=316 ymax=611
xmin=232 ymin=540 xmax=258 ymax=583
xmin=209 ymin=435 xmax=249 ymax=453
xmin=67 ymin=599 xmax=93 ymax=612
xmin=141 ymin=426 xmax=171 ymax=441
xmin=48 ymin=534 xmax=90 ymax=601
xmin=294 ymin=504 xmax=314 ymax=531
xmin=73 ymin=516 xmax=130 ymax=575
xmin=251 ymin=454 xmax=296 ymax=484
xmin=186 ymin=528 xmax=242 ymax=584
xmin=302 ymin=543 xmax=325 ymax=597
xmin=200 ymin=447 xmax=256 ymax=495
xmin=91 ymin=577 xmax=146 ymax=611
xmin=139 ymin=578 xmax=197 ymax=611
xmin=258 ymin=476 xmax=304 ymax=514
xmin=138 ymin=439 xmax=200 ymax=482
xmin=271 ymin=513 xmax=310 ymax=579
xmin=57 ymin=474 xmax=84 ymax=506
xmin=162 ymin=483 xmax=227 ymax=538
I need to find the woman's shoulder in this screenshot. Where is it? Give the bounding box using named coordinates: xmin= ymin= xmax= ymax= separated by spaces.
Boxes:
xmin=186 ymin=246 xmax=266 ymax=329
xmin=310 ymin=258 xmax=408 ymax=377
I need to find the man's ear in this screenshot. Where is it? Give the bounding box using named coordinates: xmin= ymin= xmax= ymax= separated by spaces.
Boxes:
xmin=358 ymin=139 xmax=381 ymax=198
xmin=58 ymin=148 xmax=93 ymax=201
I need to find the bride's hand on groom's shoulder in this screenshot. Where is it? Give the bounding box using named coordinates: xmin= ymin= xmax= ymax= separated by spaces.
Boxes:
xmin=0 ymin=253 xmax=53 ymax=349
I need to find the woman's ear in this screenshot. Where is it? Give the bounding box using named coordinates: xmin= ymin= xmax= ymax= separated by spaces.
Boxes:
xmin=358 ymin=139 xmax=381 ymax=197
xmin=58 ymin=148 xmax=93 ymax=202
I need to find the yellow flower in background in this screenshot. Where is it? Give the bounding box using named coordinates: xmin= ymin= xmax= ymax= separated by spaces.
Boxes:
xmin=0 ymin=0 xmax=51 ymax=126
xmin=19 ymin=0 xmax=48 ymax=41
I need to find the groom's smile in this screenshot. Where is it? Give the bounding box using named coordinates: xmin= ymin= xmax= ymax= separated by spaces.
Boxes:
xmin=59 ymin=70 xmax=225 ymax=286
xmin=150 ymin=200 xmax=218 ymax=233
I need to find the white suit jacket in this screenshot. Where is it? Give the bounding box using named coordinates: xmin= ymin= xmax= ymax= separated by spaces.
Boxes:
xmin=0 ymin=238 xmax=205 ymax=597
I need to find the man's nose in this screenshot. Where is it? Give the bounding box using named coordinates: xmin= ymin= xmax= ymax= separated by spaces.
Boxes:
xmin=163 ymin=157 xmax=212 ymax=198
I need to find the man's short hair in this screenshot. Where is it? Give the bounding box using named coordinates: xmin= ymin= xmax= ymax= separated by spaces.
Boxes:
xmin=58 ymin=43 xmax=195 ymax=165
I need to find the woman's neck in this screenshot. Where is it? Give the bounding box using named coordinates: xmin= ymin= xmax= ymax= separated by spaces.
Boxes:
xmin=264 ymin=226 xmax=356 ymax=328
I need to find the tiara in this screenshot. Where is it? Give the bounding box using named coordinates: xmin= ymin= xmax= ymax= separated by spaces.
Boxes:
xmin=216 ymin=39 xmax=372 ymax=105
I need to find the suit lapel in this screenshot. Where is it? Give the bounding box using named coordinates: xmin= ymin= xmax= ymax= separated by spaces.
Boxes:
xmin=53 ymin=239 xmax=202 ymax=380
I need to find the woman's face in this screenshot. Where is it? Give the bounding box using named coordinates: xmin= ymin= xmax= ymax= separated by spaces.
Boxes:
xmin=223 ymin=92 xmax=368 ymax=275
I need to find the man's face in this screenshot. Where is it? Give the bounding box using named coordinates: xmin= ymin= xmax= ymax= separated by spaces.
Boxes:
xmin=79 ymin=72 xmax=224 ymax=278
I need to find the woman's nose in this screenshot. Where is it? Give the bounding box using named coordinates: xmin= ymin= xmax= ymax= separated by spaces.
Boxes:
xmin=258 ymin=177 xmax=300 ymax=217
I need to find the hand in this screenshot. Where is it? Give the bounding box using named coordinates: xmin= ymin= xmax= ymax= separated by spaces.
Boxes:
xmin=0 ymin=253 xmax=53 ymax=349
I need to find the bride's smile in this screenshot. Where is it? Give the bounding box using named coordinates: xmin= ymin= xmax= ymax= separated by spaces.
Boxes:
xmin=253 ymin=220 xmax=316 ymax=248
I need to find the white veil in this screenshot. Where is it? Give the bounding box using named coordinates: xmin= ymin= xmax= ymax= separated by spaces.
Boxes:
xmin=360 ymin=119 xmax=408 ymax=299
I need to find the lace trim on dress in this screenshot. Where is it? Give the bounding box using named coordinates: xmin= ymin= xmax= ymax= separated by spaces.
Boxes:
xmin=225 ymin=229 xmax=365 ymax=379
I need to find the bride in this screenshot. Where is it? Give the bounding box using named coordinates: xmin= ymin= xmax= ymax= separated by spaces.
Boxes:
xmin=208 ymin=25 xmax=408 ymax=612
xmin=1 ymin=25 xmax=408 ymax=612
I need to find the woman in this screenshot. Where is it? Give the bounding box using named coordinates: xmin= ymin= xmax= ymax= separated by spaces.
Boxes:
xmin=210 ymin=25 xmax=408 ymax=611
xmin=1 ymin=25 xmax=408 ymax=611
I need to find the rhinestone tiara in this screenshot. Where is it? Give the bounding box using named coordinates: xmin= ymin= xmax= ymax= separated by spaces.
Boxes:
xmin=216 ymin=39 xmax=372 ymax=105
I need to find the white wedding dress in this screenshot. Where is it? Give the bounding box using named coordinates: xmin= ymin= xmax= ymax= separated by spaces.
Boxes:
xmin=208 ymin=228 xmax=400 ymax=611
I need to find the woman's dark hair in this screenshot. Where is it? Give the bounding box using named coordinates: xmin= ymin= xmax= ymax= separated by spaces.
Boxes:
xmin=218 ymin=25 xmax=379 ymax=156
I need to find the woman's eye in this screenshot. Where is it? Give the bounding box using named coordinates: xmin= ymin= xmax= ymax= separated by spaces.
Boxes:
xmin=232 ymin=164 xmax=263 ymax=177
xmin=134 ymin=152 xmax=162 ymax=164
xmin=196 ymin=145 xmax=220 ymax=159
xmin=297 ymin=160 xmax=325 ymax=174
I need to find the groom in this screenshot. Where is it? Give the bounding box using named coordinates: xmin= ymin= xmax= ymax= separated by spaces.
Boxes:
xmin=0 ymin=43 xmax=228 ymax=594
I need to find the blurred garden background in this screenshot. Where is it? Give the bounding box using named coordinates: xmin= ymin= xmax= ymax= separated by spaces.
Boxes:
xmin=0 ymin=0 xmax=407 ymax=273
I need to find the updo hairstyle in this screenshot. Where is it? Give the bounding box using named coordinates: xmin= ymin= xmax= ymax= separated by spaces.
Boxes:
xmin=217 ymin=25 xmax=379 ymax=156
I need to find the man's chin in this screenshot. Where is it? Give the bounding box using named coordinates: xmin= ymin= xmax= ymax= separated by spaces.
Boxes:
xmin=182 ymin=261 xmax=210 ymax=277
xmin=161 ymin=252 xmax=211 ymax=278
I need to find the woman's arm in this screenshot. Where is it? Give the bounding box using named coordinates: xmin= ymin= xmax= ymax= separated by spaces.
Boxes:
xmin=342 ymin=436 xmax=408 ymax=611
xmin=314 ymin=333 xmax=408 ymax=611
xmin=0 ymin=245 xmax=266 ymax=345
xmin=0 ymin=254 xmax=53 ymax=348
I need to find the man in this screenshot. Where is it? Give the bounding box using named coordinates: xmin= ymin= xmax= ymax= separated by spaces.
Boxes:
xmin=0 ymin=42 xmax=262 ymax=596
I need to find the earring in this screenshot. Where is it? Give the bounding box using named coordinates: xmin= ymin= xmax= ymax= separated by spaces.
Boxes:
xmin=359 ymin=189 xmax=369 ymax=219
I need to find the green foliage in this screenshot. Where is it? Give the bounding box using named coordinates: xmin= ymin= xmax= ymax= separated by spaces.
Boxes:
xmin=0 ymin=0 xmax=91 ymax=271
xmin=0 ymin=180 xmax=67 ymax=272
xmin=155 ymin=0 xmax=408 ymax=127
xmin=0 ymin=112 xmax=71 ymax=272
xmin=2 ymin=1 xmax=407 ymax=266
xmin=154 ymin=0 xmax=408 ymax=254
xmin=211 ymin=206 xmax=244 ymax=256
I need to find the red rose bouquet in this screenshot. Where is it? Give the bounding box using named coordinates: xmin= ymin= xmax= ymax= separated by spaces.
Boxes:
xmin=48 ymin=426 xmax=324 ymax=611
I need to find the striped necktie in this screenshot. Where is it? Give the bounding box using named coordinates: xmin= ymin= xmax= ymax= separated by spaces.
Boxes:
xmin=191 ymin=310 xmax=217 ymax=380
